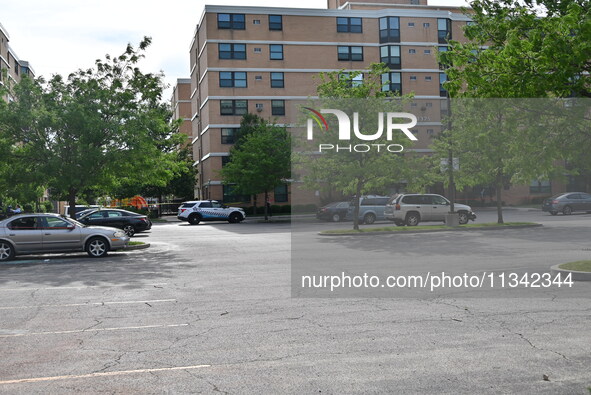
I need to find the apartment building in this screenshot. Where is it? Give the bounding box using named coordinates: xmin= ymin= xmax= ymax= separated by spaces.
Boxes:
xmin=186 ymin=0 xmax=560 ymax=206
xmin=171 ymin=78 xmax=193 ymax=145
xmin=0 ymin=22 xmax=35 ymax=97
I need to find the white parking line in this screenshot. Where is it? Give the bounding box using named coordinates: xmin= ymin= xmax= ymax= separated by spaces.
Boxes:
xmin=0 ymin=365 xmax=211 ymax=385
xmin=0 ymin=283 xmax=168 ymax=292
xmin=0 ymin=323 xmax=189 ymax=338
xmin=0 ymin=299 xmax=177 ymax=310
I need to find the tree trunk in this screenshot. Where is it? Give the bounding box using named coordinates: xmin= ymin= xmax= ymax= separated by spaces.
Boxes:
xmin=353 ymin=178 xmax=363 ymax=231
xmin=448 ymin=149 xmax=455 ymax=213
xmin=264 ymin=190 xmax=269 ymax=221
xmin=495 ymin=173 xmax=504 ymax=224
xmin=68 ymin=188 xmax=77 ymax=218
xmin=253 ymin=194 xmax=257 ymax=216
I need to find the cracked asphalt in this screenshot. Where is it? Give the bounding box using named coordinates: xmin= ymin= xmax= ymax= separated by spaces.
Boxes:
xmin=0 ymin=209 xmax=589 ymax=393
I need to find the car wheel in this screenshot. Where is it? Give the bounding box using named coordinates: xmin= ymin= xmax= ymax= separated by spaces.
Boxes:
xmin=563 ymin=206 xmax=572 ymax=215
xmin=331 ymin=213 xmax=342 ymax=222
xmin=86 ymin=237 xmax=109 ymax=258
xmin=364 ymin=213 xmax=376 ymax=225
xmin=188 ymin=214 xmax=201 ymax=225
xmin=550 ymin=211 xmax=558 ymax=216
xmin=123 ymin=225 xmax=135 ymax=237
xmin=228 ymin=212 xmax=242 ymax=223
xmin=0 ymin=241 xmax=15 ymax=261
xmin=405 ymin=212 xmax=420 ymax=226
xmin=458 ymin=212 xmax=469 ymax=225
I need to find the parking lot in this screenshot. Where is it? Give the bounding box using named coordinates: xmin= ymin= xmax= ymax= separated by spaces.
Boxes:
xmin=0 ymin=208 xmax=589 ymax=393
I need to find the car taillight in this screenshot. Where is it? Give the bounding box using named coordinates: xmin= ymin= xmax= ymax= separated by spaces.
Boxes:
xmin=552 ymin=200 xmax=559 ymax=204
xmin=395 ymin=204 xmax=400 ymax=210
xmin=140 ymin=218 xmax=147 ymax=223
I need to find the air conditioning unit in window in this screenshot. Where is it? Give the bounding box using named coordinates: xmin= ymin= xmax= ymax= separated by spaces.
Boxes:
xmin=256 ymin=103 xmax=264 ymax=112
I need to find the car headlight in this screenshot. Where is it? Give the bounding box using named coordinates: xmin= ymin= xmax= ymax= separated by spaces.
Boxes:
xmin=113 ymin=231 xmax=126 ymax=238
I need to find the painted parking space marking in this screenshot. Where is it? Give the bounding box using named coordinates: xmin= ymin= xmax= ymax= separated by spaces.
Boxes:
xmin=0 ymin=365 xmax=211 ymax=385
xmin=0 ymin=298 xmax=177 ymax=310
xmin=0 ymin=283 xmax=168 ymax=292
xmin=0 ymin=323 xmax=189 ymax=338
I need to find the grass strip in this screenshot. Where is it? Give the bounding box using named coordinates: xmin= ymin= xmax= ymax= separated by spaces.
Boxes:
xmin=320 ymin=222 xmax=539 ymax=235
xmin=558 ymin=260 xmax=591 ymax=272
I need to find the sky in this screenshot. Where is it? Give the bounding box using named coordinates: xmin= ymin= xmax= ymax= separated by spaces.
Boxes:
xmin=2 ymin=0 xmax=469 ymax=99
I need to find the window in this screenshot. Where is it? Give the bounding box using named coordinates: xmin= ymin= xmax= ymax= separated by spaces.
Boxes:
xmin=253 ymin=20 xmax=261 ymax=25
xmin=199 ymin=202 xmax=213 ymax=208
xmin=217 ymin=13 xmax=245 ymax=30
xmin=427 ymin=129 xmax=434 ymax=136
xmin=88 ymin=211 xmax=105 ymax=219
xmin=380 ymin=45 xmax=400 ymax=69
xmin=438 ymin=46 xmax=449 ymax=69
xmin=269 ymin=44 xmax=283 ymax=60
xmin=408 ymin=48 xmax=416 ymax=54
xmin=270 ymin=72 xmax=284 ymax=88
xmin=425 ymin=76 xmax=432 ymax=81
xmin=340 ymin=72 xmax=363 ymax=87
xmin=274 ymin=185 xmax=288 ymax=203
xmin=269 ymin=15 xmax=282 ymax=31
xmin=530 ymin=180 xmax=551 ymax=194
xmin=223 ymin=185 xmax=251 ymax=204
xmin=220 ymin=100 xmax=248 ymax=115
xmin=382 ymin=72 xmax=401 ymax=94
xmin=439 ymin=73 xmax=448 ymax=97
xmin=218 ymin=43 xmax=246 ymax=60
xmin=337 ymin=17 xmax=362 ymax=33
xmin=255 ymin=75 xmax=263 ymax=80
xmin=408 ymin=22 xmax=415 ymax=27
xmin=379 ymin=17 xmax=400 ymax=43
xmin=8 ymin=217 xmax=38 ymax=230
xmin=426 ymin=102 xmax=433 ymax=107
xmin=438 ymin=18 xmax=452 ymax=43
xmin=254 ymin=47 xmax=262 ymax=53
xmin=424 ymin=49 xmax=431 ymax=54
xmin=106 ymin=211 xmax=123 ymax=218
xmin=44 ymin=217 xmax=72 ymax=228
xmin=256 ymin=103 xmax=264 ymax=111
xmin=423 ymin=22 xmax=430 ymax=28
xmin=221 ymin=128 xmax=239 ymax=144
xmin=271 ymin=100 xmax=285 ymax=115
xmin=410 ymin=76 xmax=417 ymax=81
xmin=219 ymin=72 xmax=247 ymax=88
xmin=338 ymin=46 xmax=363 ymax=61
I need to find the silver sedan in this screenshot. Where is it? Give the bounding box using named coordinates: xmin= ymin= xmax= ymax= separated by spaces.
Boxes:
xmin=0 ymin=213 xmax=130 ymax=261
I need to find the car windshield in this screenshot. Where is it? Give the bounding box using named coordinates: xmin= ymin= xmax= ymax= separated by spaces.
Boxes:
xmin=63 ymin=217 xmax=86 ymax=228
xmin=78 ymin=209 xmax=99 ymax=220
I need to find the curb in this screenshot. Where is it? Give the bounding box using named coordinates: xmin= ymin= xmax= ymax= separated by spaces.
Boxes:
xmin=126 ymin=243 xmax=150 ymax=251
xmin=550 ymin=264 xmax=591 ymax=282
xmin=319 ymin=223 xmax=543 ymax=236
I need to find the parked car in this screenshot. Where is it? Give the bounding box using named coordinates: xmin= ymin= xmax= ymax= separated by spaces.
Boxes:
xmin=385 ymin=194 xmax=477 ymax=226
xmin=316 ymin=201 xmax=350 ymax=222
xmin=64 ymin=205 xmax=101 ymax=218
xmin=0 ymin=213 xmax=129 ymax=261
xmin=346 ymin=196 xmax=391 ymax=224
xmin=177 ymin=200 xmax=246 ymax=225
xmin=542 ymin=192 xmax=591 ymax=215
xmin=77 ymin=209 xmax=152 ymax=237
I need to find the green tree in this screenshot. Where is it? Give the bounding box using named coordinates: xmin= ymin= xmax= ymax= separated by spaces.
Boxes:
xmin=0 ymin=37 xmax=187 ymax=214
xmin=440 ymin=0 xmax=591 ymax=98
xmin=297 ymin=63 xmax=414 ymax=230
xmin=220 ymin=120 xmax=291 ymax=220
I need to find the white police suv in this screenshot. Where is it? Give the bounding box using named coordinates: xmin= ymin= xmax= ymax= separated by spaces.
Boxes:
xmin=177 ymin=200 xmax=246 ymax=225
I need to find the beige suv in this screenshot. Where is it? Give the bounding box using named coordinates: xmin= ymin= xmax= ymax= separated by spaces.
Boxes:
xmin=384 ymin=194 xmax=476 ymax=226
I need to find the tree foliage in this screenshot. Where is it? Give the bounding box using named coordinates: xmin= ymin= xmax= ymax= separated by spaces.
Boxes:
xmin=0 ymin=37 xmax=188 ymax=211
xmin=440 ymin=0 xmax=591 ymax=98
xmin=220 ymin=115 xmax=291 ymax=220
xmin=297 ymin=63 xmax=416 ymax=230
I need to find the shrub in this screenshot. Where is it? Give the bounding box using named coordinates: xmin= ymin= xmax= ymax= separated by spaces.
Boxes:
xmin=280 ymin=204 xmax=291 ymax=214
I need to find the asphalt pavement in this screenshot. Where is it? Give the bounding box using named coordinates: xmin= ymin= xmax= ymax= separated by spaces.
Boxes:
xmin=0 ymin=208 xmax=589 ymax=393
